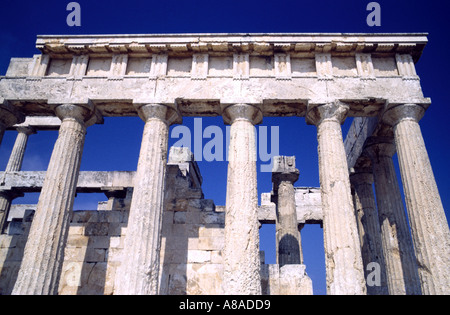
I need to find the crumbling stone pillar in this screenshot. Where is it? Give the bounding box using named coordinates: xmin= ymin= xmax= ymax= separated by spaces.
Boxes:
xmin=271 ymin=156 xmax=302 ymax=266
xmin=114 ymin=103 xmax=181 ymax=295
xmin=350 ymin=168 xmax=388 ymax=295
xmin=306 ymin=102 xmax=366 ymax=295
xmin=222 ymin=103 xmax=262 ymax=295
xmin=383 ymin=103 xmax=450 ymax=295
xmin=0 ymin=101 xmax=24 ymax=147
xmin=12 ymin=103 xmax=101 ymax=295
xmin=364 ymin=136 xmax=421 ymax=295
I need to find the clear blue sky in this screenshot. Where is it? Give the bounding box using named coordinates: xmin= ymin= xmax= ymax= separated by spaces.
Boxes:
xmin=1 ymin=0 xmax=449 ymax=295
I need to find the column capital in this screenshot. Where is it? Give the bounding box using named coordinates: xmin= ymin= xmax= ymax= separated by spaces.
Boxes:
xmin=305 ymin=101 xmax=349 ymax=126
xmin=272 ymin=156 xmax=300 ymax=185
xmin=222 ymin=103 xmax=263 ymax=125
xmin=382 ymin=103 xmax=426 ymax=127
xmin=0 ymin=189 xmax=24 ymax=201
xmin=0 ymin=101 xmax=25 ymax=128
xmin=364 ymin=136 xmax=396 ymax=160
xmin=55 ymin=103 xmax=102 ymax=127
xmin=16 ymin=126 xmax=36 ymax=136
xmin=101 ymin=187 xmax=127 ymax=199
xmin=134 ymin=103 xmax=182 ymax=126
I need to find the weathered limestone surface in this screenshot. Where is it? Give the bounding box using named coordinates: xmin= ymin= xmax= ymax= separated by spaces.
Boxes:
xmin=222 ymin=103 xmax=262 ymax=295
xmin=114 ymin=104 xmax=181 ymax=295
xmin=261 ymin=264 xmax=312 ymax=295
xmin=306 ymin=102 xmax=366 ymax=295
xmin=11 ymin=103 xmax=101 ymax=295
xmin=350 ymin=169 xmax=388 ymax=295
xmin=0 ymin=171 xmax=135 ymax=193
xmin=364 ymin=137 xmax=421 ymax=295
xmin=383 ymin=104 xmax=450 ymax=295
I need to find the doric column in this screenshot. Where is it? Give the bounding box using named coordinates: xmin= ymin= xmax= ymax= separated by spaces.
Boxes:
xmin=364 ymin=136 xmax=421 ymax=295
xmin=306 ymin=102 xmax=366 ymax=295
xmin=222 ymin=103 xmax=262 ymax=295
xmin=0 ymin=101 xmax=25 ymax=147
xmin=271 ymin=156 xmax=302 ymax=266
xmin=0 ymin=127 xmax=35 ymax=232
xmin=114 ymin=103 xmax=181 ymax=295
xmin=350 ymin=168 xmax=388 ymax=295
xmin=5 ymin=127 xmax=36 ymax=171
xmin=12 ymin=103 xmax=101 ymax=295
xmin=383 ymin=103 xmax=450 ymax=295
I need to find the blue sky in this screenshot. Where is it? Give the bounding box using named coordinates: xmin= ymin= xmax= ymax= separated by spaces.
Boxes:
xmin=1 ymin=0 xmax=449 ymax=295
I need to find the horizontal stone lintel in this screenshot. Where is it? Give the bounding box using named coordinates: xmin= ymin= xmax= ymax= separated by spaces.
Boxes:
xmin=0 ymin=78 xmax=431 ymax=117
xmin=0 ymin=171 xmax=135 ymax=193
xmin=1 ymin=170 xmax=322 ymax=224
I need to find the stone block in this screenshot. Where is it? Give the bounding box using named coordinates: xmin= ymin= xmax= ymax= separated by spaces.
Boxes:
xmin=108 ymin=223 xmax=124 ymax=236
xmin=260 ymin=264 xmax=313 ymax=295
xmin=106 ymin=247 xmax=123 ymax=263
xmin=187 ymin=250 xmax=211 ymax=264
xmin=0 ymin=235 xmax=15 ymax=248
xmin=85 ymin=222 xmax=109 ymax=236
xmin=64 ymin=247 xmax=87 ymax=262
xmin=69 ymin=225 xmax=85 ymax=235
xmin=85 ymin=248 xmax=107 ymax=263
xmin=173 ymin=211 xmax=187 ymax=224
xmin=109 ymin=236 xmax=123 ymax=249
xmin=210 ymin=251 xmax=223 ymax=264
xmin=198 ymin=226 xmax=224 ymax=238
xmin=87 ymin=236 xmax=111 ymax=249
xmin=198 ymin=237 xmax=224 ymax=251
xmin=66 ymin=234 xmax=89 ymax=247
xmin=200 ymin=212 xmax=224 ymax=225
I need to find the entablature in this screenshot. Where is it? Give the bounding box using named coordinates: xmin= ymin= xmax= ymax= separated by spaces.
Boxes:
xmin=0 ymin=33 xmax=430 ymax=119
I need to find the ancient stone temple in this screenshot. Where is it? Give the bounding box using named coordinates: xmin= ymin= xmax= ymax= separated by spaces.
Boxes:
xmin=0 ymin=33 xmax=448 ymax=295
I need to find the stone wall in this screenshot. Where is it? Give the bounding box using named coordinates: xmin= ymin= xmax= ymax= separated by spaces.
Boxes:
xmin=0 ymin=148 xmax=312 ymax=295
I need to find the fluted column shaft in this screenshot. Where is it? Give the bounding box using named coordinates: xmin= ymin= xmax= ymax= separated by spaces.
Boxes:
xmin=365 ymin=137 xmax=421 ymax=295
xmin=12 ymin=104 xmax=98 ymax=295
xmin=383 ymin=104 xmax=450 ymax=295
xmin=0 ymin=127 xmax=35 ymax=231
xmin=306 ymin=102 xmax=366 ymax=295
xmin=272 ymin=156 xmax=302 ymax=266
xmin=222 ymin=104 xmax=262 ymax=295
xmin=5 ymin=127 xmax=35 ymax=171
xmin=350 ymin=170 xmax=388 ymax=295
xmin=114 ymin=104 xmax=181 ymax=295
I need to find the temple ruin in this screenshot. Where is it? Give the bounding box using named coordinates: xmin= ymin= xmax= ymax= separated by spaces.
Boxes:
xmin=0 ymin=33 xmax=449 ymax=295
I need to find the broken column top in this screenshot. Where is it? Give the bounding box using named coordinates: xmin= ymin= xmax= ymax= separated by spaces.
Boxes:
xmin=168 ymin=146 xmax=194 ymax=164
xmin=272 ymin=156 xmax=300 ymax=184
xmin=168 ymin=146 xmax=202 ymax=188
